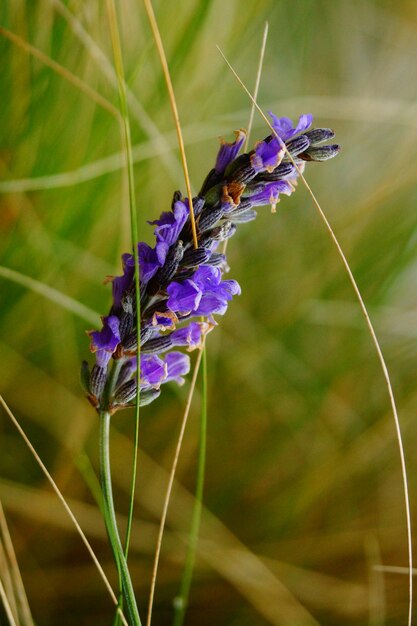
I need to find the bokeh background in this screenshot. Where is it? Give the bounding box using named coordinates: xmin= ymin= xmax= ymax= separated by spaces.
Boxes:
xmin=2 ymin=1 xmax=417 ymax=624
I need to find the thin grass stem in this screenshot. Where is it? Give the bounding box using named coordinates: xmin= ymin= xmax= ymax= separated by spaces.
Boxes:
xmin=105 ymin=4 xmax=142 ymax=623
xmin=172 ymin=346 xmax=208 ymax=626
xmin=0 ymin=502 xmax=34 ymax=626
xmin=223 ymin=22 xmax=268 ymax=258
xmin=244 ymin=21 xmax=269 ymax=151
xmin=142 ymin=0 xmax=198 ymax=250
xmin=0 ymin=578 xmax=18 ymax=626
xmin=146 ymin=348 xmax=204 ymax=626
xmin=105 ymin=0 xmax=142 ymax=575
xmin=0 ymin=395 xmax=129 ymax=626
xmin=217 ymin=46 xmax=413 ymax=626
xmin=0 ymin=540 xmax=19 ymax=625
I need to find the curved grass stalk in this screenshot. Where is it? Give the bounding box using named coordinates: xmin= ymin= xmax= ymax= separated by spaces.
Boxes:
xmin=0 ymin=265 xmax=99 ymax=326
xmin=217 ymin=47 xmax=413 ymax=626
xmin=172 ymin=347 xmax=207 ymax=626
xmin=0 ymin=502 xmax=34 ymax=626
xmin=0 ymin=395 xmax=129 ymax=626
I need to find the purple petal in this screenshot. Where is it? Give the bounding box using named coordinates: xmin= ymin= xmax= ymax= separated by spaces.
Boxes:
xmin=89 ymin=315 xmax=121 ymax=357
xmin=111 ymin=253 xmax=135 ymax=307
xmin=216 ymin=279 xmax=241 ymax=300
xmin=247 ymin=181 xmax=294 ymax=207
xmin=166 ymin=279 xmax=202 ymax=315
xmin=149 ymin=200 xmax=189 ymax=246
xmin=151 ymin=310 xmax=178 ymax=330
xmin=251 ymin=136 xmax=285 ymax=173
xmin=192 ymin=265 xmax=222 ymax=290
xmin=215 ymin=129 xmax=246 ymax=174
xmin=269 ymin=112 xmax=313 ymax=141
xmin=194 ymin=292 xmax=229 ymax=316
xmin=164 ymin=351 xmax=190 ymax=385
xmin=171 ymin=322 xmax=203 ymax=349
xmin=140 ymin=354 xmax=167 ymax=388
xmin=95 ymin=349 xmax=112 ymax=368
xmin=138 ymin=243 xmax=162 ymax=283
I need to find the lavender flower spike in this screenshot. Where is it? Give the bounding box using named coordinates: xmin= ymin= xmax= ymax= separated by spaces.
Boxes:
xmin=82 ymin=112 xmax=340 ymax=413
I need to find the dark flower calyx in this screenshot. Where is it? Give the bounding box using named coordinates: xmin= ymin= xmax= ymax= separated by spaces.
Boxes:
xmin=304 ymin=128 xmax=335 ymax=145
xmin=180 ymin=247 xmax=211 ymax=268
xmin=284 ymin=134 xmax=310 ymax=157
xmin=299 ymin=144 xmax=341 ymax=161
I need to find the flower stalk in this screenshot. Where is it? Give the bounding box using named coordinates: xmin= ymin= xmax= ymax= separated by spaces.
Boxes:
xmin=99 ymin=410 xmax=142 ymax=626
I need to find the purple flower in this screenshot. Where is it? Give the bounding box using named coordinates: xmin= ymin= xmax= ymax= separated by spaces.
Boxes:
xmin=251 ymin=136 xmax=285 ymax=173
xmin=111 ymin=253 xmax=135 ymax=308
xmin=245 ymin=181 xmax=294 ymax=208
xmin=171 ymin=322 xmax=203 ymax=349
xmin=83 ymin=109 xmax=339 ymax=412
xmin=138 ymin=242 xmax=168 ymax=284
xmin=194 ymin=281 xmax=240 ymax=316
xmin=194 ymin=292 xmax=229 ymax=316
xmin=215 ymin=129 xmax=246 ymax=174
xmin=89 ymin=315 xmax=121 ymax=367
xmin=269 ymin=112 xmax=313 ymax=141
xmin=189 ymin=265 xmax=241 ymax=317
xmin=214 ymin=279 xmax=241 ymax=300
xmin=151 ymin=310 xmax=178 ymax=330
xmin=149 ymin=199 xmax=189 ymax=246
xmin=140 ymin=354 xmax=167 ymax=388
xmin=166 ymin=279 xmax=202 ymax=315
xmin=193 ymin=265 xmax=222 ymax=290
xmin=164 ymin=351 xmax=190 ymax=385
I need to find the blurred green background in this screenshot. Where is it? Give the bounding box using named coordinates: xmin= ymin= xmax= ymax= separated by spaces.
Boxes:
xmin=1 ymin=0 xmax=417 ymax=624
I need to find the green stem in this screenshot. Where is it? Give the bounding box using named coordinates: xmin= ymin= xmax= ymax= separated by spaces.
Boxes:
xmin=172 ymin=347 xmax=207 ymax=626
xmin=105 ymin=8 xmax=142 ymax=623
xmin=99 ymin=410 xmax=142 ymax=626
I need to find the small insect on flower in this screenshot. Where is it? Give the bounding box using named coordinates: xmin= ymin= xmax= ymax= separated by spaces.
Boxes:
xmin=82 ymin=113 xmax=340 ymax=414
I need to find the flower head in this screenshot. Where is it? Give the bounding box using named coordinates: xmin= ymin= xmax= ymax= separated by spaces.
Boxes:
xmin=83 ymin=111 xmax=339 ymax=412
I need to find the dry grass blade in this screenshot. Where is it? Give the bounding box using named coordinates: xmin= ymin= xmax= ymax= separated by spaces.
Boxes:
xmin=223 ymin=21 xmax=268 ymax=258
xmin=0 ymin=502 xmax=34 ymax=626
xmin=0 ymin=26 xmax=119 ymax=118
xmin=217 ymin=45 xmax=413 ymax=626
xmin=146 ymin=348 xmax=204 ymax=626
xmin=0 ymin=395 xmax=130 ymax=626
xmin=142 ymin=0 xmax=198 ymax=250
xmin=0 ymin=538 xmax=19 ymax=625
xmin=366 ymin=534 xmax=386 ymax=626
xmin=244 ymin=21 xmax=269 ymax=151
xmin=0 ymin=578 xmax=18 ymax=626
xmin=374 ymin=565 xmax=417 ymax=576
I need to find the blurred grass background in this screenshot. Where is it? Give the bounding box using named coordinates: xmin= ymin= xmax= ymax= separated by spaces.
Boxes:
xmin=1 ymin=0 xmax=417 ymax=624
